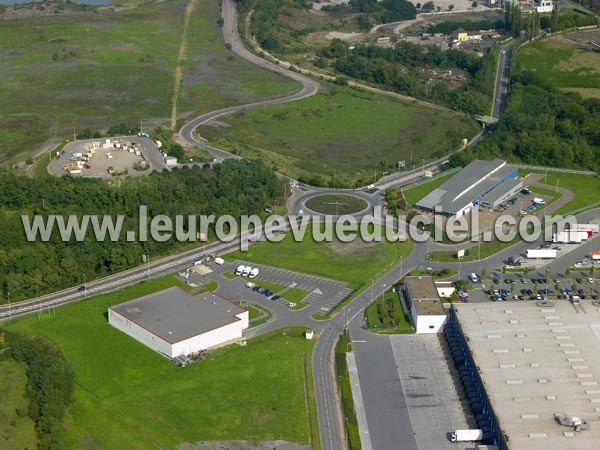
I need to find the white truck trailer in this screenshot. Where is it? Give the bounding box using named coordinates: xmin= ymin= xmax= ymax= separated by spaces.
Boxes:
xmin=526 ymin=249 xmax=557 ymax=259
xmin=451 ymin=429 xmax=483 ymax=443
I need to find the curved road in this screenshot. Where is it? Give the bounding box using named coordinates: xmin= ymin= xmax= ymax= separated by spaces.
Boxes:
xmin=3 ymin=6 xmax=520 ymax=450
xmin=178 ymin=0 xmax=320 ymax=159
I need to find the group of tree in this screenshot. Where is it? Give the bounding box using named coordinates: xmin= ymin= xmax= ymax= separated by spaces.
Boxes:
xmin=3 ymin=331 xmax=74 ymax=450
xmin=0 ymin=159 xmax=282 ymax=303
xmin=350 ymin=0 xmax=417 ymax=24
xmin=426 ymin=19 xmax=505 ymax=35
xmin=318 ymin=39 xmax=498 ymax=114
xmin=376 ymin=296 xmax=404 ymax=328
xmin=474 ymin=70 xmax=600 ymax=170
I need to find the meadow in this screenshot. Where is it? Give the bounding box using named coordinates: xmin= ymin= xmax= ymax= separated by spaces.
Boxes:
xmin=0 ymin=0 xmax=296 ymax=162
xmin=517 ymin=37 xmax=600 ymax=98
xmin=198 ymin=87 xmax=479 ymax=185
xmin=4 ymin=275 xmax=318 ymax=449
xmin=226 ymin=225 xmax=413 ymax=290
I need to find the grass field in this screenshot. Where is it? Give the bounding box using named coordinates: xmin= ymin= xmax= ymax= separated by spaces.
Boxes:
xmin=4 ymin=275 xmax=318 ymax=449
xmin=528 ymin=171 xmax=600 ymax=215
xmin=226 ymin=225 xmax=413 ymax=290
xmin=0 ymin=358 xmax=37 ymax=449
xmin=402 ymin=170 xmax=457 ymax=206
xmin=364 ymin=291 xmax=414 ymax=334
xmin=305 ymin=194 xmax=368 ymax=215
xmin=0 ymin=0 xmax=296 ymax=162
xmin=199 ymin=87 xmax=479 ymax=184
xmin=517 ymin=37 xmax=600 ymax=98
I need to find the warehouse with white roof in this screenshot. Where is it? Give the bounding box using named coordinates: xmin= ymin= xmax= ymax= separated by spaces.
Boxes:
xmin=446 ymin=301 xmax=600 ymax=449
xmin=108 ymin=287 xmax=249 ymax=358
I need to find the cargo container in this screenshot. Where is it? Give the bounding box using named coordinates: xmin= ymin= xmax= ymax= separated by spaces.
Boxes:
xmin=451 ymin=429 xmax=483 ymax=442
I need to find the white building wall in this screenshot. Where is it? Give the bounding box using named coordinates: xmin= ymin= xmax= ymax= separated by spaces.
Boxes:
xmin=109 ymin=309 xmax=172 ymax=356
xmin=171 ymin=316 xmax=246 ymax=358
xmin=416 ymin=315 xmax=447 ymax=333
xmin=436 ymin=286 xmax=455 ymax=297
xmin=109 ymin=309 xmax=250 ymax=358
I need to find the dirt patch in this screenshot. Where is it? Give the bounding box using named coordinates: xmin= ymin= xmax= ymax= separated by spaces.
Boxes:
xmin=178 ymin=441 xmax=311 ymax=450
xmin=171 ymin=0 xmax=197 ymax=130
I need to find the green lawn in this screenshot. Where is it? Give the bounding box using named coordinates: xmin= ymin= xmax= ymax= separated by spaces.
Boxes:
xmin=198 ymin=87 xmax=479 ymax=185
xmin=0 ymin=0 xmax=296 ymax=162
xmin=528 ymin=171 xmax=600 ymax=215
xmin=4 ymin=276 xmax=318 ymax=449
xmin=0 ymin=358 xmax=37 ymax=449
xmin=364 ymin=291 xmax=414 ymax=334
xmin=227 ymin=225 xmax=413 ymax=290
xmin=517 ymin=38 xmax=600 ymax=98
xmin=403 ymin=170 xmax=457 ymax=206
xmin=425 ymin=237 xmax=521 ymax=263
xmin=305 ymin=194 xmax=368 ymax=215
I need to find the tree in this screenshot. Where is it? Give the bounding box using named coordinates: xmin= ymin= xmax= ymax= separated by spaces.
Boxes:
xmin=421 ymin=0 xmax=435 ymax=10
xmin=448 ymin=3 xmax=454 ymax=10
xmin=471 ymin=0 xmax=478 ymax=6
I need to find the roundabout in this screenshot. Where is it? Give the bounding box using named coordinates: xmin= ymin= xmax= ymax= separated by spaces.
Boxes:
xmin=304 ymin=194 xmax=369 ymax=216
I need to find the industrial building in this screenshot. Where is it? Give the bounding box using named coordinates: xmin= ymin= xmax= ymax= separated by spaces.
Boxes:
xmin=403 ymin=276 xmax=447 ymax=333
xmin=415 ymin=159 xmax=521 ymax=217
xmin=108 ymin=287 xmax=249 ymax=358
xmin=446 ymin=301 xmax=600 ymax=450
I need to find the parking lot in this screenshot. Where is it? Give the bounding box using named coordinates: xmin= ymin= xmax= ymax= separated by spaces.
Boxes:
xmin=48 ymin=136 xmax=168 ymax=178
xmin=230 ymin=261 xmax=353 ymax=314
xmin=457 ymin=273 xmax=599 ymax=305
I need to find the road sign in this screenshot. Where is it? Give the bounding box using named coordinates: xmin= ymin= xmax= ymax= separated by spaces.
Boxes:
xmin=457 ymin=249 xmax=465 ymax=259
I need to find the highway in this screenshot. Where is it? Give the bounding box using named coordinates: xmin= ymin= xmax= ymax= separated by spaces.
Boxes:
xmin=1 ymin=9 xmax=524 ymax=450
xmin=492 ymin=42 xmax=514 ymax=118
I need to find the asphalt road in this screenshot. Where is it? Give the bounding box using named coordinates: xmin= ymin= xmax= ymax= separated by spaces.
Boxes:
xmin=177 ymin=0 xmax=320 ymax=159
xmin=492 ymin=42 xmax=514 ymax=118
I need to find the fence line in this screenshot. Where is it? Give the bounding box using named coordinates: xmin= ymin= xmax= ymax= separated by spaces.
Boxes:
xmin=517 ymin=164 xmax=600 ymax=176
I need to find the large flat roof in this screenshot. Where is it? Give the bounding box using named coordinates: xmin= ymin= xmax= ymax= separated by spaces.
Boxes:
xmin=416 ymin=159 xmax=518 ymax=214
xmin=455 ymin=301 xmax=600 ymax=449
xmin=110 ymin=287 xmax=245 ymax=344
xmin=405 ymin=276 xmax=445 ymax=316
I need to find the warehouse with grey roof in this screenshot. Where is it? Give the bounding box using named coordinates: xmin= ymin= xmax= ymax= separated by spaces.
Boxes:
xmin=415 ymin=159 xmax=520 ymax=216
xmin=446 ymin=301 xmax=600 ymax=449
xmin=108 ymin=287 xmax=249 ymax=358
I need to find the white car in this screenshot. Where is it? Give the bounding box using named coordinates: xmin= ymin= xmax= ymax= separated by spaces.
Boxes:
xmin=367 ymin=184 xmax=375 ymax=189
xmin=288 ymin=302 xmax=297 ymax=308
xmin=234 ymin=265 xmax=245 ymax=276
xmin=242 ymin=266 xmax=252 ymax=277
xmin=245 ymin=282 xmax=255 ymax=288
xmin=588 ymin=278 xmax=594 ymax=284
xmin=248 ymin=268 xmax=259 ymax=279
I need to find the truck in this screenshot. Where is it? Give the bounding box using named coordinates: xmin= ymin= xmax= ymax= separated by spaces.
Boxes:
xmin=533 ymin=197 xmax=546 ymax=205
xmin=593 ymin=251 xmax=600 ymax=261
xmin=213 ymin=257 xmax=224 ymax=265
xmin=248 ymin=267 xmax=259 ymax=279
xmin=235 ymin=265 xmax=245 ymax=276
xmin=242 ymin=266 xmax=252 ymax=277
xmin=193 ymin=258 xmax=203 ymax=266
xmin=526 ymin=249 xmax=557 ymax=259
xmin=451 ymin=429 xmax=484 ymax=443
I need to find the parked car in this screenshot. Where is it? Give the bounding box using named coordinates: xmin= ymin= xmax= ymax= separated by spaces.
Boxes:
xmin=245 ymin=282 xmax=255 ymax=288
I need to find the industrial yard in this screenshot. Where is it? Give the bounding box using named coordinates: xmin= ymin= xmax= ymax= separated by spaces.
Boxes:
xmin=48 ymin=136 xmax=168 ymax=178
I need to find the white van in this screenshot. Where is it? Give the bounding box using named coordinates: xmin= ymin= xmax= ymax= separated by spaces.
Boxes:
xmin=242 ymin=266 xmax=252 ymax=277
xmin=235 ymin=265 xmax=245 ymax=276
xmin=470 ymin=273 xmax=478 ymax=283
xmin=214 ymin=257 xmax=224 ymax=265
xmin=248 ymin=268 xmax=259 ymax=279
